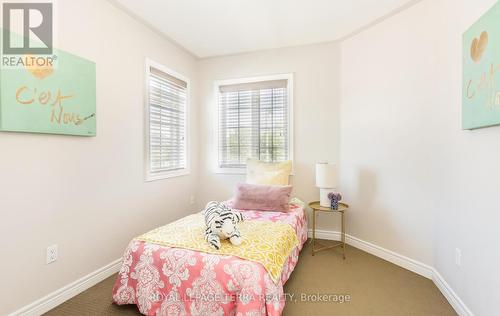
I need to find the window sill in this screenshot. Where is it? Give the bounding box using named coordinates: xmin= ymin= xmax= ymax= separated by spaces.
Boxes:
xmin=146 ymin=169 xmax=190 ymax=182
xmin=214 ymin=167 xmax=246 ymax=175
xmin=213 ymin=167 xmax=296 ymax=176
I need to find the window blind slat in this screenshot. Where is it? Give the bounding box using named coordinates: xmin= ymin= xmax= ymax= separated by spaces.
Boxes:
xmin=218 ymin=80 xmax=289 ymax=168
xmin=148 ymin=66 xmax=187 ymax=173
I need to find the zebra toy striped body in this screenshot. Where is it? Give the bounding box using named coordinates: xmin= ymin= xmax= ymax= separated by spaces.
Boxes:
xmin=203 ymin=201 xmax=244 ymax=250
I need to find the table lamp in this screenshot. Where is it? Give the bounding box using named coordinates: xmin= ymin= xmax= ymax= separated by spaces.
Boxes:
xmin=315 ymin=162 xmax=338 ymax=207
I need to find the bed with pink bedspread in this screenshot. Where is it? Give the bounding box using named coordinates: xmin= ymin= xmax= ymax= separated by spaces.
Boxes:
xmin=112 ymin=202 xmax=308 ymax=316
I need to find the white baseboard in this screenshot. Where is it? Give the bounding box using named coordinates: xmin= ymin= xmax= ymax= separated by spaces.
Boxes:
xmin=432 ymin=269 xmax=474 ymax=316
xmin=309 ymin=229 xmax=473 ymax=316
xmin=308 ymin=229 xmax=433 ymax=278
xmin=9 ymin=258 xmax=122 ymax=316
xmin=309 ymin=228 xmax=342 ymax=241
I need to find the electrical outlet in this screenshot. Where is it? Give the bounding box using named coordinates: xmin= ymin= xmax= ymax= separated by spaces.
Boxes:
xmin=455 ymin=248 xmax=462 ymax=267
xmin=189 ymin=195 xmax=195 ymax=205
xmin=47 ymin=245 xmax=58 ymax=264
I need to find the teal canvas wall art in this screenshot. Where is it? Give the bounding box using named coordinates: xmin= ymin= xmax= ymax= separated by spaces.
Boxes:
xmin=462 ymin=1 xmax=500 ymax=130
xmin=0 ymin=31 xmax=96 ymax=136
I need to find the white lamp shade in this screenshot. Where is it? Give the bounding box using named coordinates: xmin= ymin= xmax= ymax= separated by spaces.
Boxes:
xmin=315 ymin=163 xmax=337 ymax=188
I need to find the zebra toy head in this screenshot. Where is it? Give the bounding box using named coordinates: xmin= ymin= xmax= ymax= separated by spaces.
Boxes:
xmin=203 ymin=201 xmax=244 ymax=249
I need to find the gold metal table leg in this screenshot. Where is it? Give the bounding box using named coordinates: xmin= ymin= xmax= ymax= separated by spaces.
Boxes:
xmin=342 ymin=210 xmax=346 ymax=259
xmin=312 ymin=209 xmax=316 ymax=256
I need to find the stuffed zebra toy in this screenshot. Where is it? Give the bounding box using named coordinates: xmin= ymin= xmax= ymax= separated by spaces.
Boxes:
xmin=203 ymin=201 xmax=244 ymax=250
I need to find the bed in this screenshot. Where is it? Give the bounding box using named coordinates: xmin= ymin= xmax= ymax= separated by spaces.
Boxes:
xmin=112 ymin=200 xmax=307 ymax=316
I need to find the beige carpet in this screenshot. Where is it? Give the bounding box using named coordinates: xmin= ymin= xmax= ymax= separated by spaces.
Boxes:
xmin=45 ymin=240 xmax=456 ymax=316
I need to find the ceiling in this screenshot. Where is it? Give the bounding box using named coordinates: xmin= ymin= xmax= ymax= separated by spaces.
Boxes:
xmin=112 ymin=0 xmax=417 ymax=58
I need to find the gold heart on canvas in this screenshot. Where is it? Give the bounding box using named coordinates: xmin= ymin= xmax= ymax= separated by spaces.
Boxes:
xmin=470 ymin=31 xmax=488 ymax=63
xmin=23 ymin=55 xmax=54 ymax=80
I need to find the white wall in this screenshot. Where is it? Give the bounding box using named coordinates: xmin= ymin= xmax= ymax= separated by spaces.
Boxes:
xmin=197 ymin=42 xmax=341 ymax=231
xmin=340 ymin=0 xmax=500 ymax=314
xmin=0 ymin=1 xmax=199 ymax=314
xmin=3 ymin=0 xmax=500 ymax=315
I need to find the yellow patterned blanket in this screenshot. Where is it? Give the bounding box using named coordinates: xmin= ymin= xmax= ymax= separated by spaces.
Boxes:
xmin=135 ymin=213 xmax=299 ymax=283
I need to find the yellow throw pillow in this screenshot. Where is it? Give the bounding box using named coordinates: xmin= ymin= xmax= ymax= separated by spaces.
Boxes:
xmin=246 ymin=159 xmax=292 ymax=185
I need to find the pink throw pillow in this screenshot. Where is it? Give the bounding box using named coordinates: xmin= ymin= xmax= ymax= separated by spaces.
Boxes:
xmin=231 ymin=183 xmax=292 ymax=212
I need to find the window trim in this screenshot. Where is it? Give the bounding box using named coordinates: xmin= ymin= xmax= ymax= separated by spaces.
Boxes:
xmin=213 ymin=73 xmax=294 ymax=174
xmin=144 ymin=58 xmax=190 ymax=182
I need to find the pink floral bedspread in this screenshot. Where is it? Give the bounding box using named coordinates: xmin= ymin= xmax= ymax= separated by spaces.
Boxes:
xmin=112 ymin=203 xmax=308 ymax=316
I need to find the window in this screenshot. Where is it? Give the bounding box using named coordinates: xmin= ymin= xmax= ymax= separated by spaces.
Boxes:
xmin=145 ymin=59 xmax=189 ymax=181
xmin=215 ymin=74 xmax=293 ymax=172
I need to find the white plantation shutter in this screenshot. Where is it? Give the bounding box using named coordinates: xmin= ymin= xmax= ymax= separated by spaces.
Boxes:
xmin=148 ymin=66 xmax=188 ymax=175
xmin=218 ymin=78 xmax=290 ymax=169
